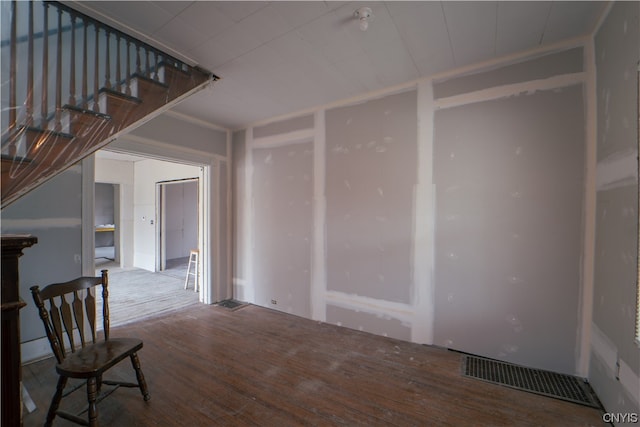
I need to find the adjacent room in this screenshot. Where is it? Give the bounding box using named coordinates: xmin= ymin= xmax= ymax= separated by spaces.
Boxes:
xmin=1 ymin=1 xmax=638 ymax=426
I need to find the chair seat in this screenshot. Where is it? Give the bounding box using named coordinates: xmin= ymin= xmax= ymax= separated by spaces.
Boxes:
xmin=56 ymin=338 xmax=143 ymax=378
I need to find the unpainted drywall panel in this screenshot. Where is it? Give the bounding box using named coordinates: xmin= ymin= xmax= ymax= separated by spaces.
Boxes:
xmin=326 ymin=304 xmax=411 ymax=341
xmin=592 ymin=185 xmax=639 ymax=372
xmin=0 ymin=169 xmax=83 ymax=343
xmin=433 ymin=85 xmax=585 ymax=375
xmin=232 ymin=131 xmax=246 ymax=282
xmin=325 ymin=90 xmax=417 ymax=304
xmin=433 ymin=47 xmax=583 ymax=99
xmin=253 ymin=114 xmax=314 ymax=139
xmin=595 ymin=1 xmax=639 ymax=161
xmin=130 ymin=114 xmax=228 ymax=157
xmin=589 ymin=352 xmax=639 ymax=418
xmin=252 ymin=142 xmax=313 ymax=317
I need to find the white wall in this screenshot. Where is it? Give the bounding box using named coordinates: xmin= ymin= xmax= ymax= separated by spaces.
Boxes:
xmin=133 ymin=159 xmax=201 ymax=271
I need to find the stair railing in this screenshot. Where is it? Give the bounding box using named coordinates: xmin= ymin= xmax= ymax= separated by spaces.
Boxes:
xmin=1 ymin=0 xmax=217 ymax=208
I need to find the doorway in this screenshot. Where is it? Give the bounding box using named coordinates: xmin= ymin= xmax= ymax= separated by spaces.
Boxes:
xmin=94 ymin=183 xmax=119 ymax=262
xmin=157 ymin=179 xmax=199 ymax=280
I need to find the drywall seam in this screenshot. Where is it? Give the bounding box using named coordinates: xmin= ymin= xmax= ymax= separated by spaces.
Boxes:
xmin=81 ymin=157 xmax=96 ymax=276
xmin=591 ymin=322 xmax=618 ymax=373
xmin=412 ymin=80 xmax=435 ymax=344
xmin=165 ymin=110 xmax=230 ymax=133
xmin=431 ymin=36 xmax=588 ymax=83
xmin=618 ymin=358 xmax=640 ymax=407
xmin=226 ymin=131 xmax=233 ymax=299
xmin=1 ymin=218 xmax=82 ymax=228
xmin=577 ymin=39 xmax=597 ymax=378
xmin=591 ymin=2 xmax=616 ymax=36
xmin=253 ymin=129 xmax=317 ymax=148
xmin=214 ymin=159 xmax=221 ymax=302
xmin=311 ymin=110 xmax=327 ymax=321
xmin=591 ymin=322 xmax=640 ymax=406
xmin=434 ymin=72 xmax=586 ymax=110
xmin=325 ymin=290 xmax=413 ymax=324
xmin=244 ymin=127 xmax=255 ymax=303
xmin=596 ymin=149 xmax=638 ymax=191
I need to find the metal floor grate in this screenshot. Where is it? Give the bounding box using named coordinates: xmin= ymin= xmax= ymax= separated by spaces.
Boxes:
xmin=462 ymin=354 xmax=601 ymax=408
xmin=215 ymin=299 xmax=247 ymax=310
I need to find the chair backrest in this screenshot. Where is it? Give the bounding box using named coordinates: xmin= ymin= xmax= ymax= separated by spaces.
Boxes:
xmin=30 ymin=270 xmax=110 ymax=364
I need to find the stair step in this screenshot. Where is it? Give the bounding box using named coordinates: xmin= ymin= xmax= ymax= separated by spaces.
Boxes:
xmin=97 ymin=88 xmax=143 ymax=130
xmin=63 ymin=105 xmax=112 ymax=139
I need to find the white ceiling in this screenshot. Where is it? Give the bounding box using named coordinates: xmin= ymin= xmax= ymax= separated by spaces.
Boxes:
xmin=66 ymin=1 xmax=607 ymax=130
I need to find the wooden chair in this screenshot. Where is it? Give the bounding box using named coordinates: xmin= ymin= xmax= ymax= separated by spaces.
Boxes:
xmin=30 ymin=270 xmax=150 ymax=427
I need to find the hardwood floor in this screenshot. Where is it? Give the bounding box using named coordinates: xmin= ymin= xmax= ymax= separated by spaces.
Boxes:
xmin=22 ymin=304 xmax=605 ymax=426
xmin=93 ymin=260 xmax=199 ymax=328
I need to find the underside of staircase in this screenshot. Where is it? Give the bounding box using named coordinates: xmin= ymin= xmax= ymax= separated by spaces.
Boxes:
xmin=1 ymin=1 xmax=217 ymax=208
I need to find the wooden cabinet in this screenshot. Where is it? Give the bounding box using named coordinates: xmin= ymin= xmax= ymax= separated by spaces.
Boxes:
xmin=2 ymin=235 xmax=37 ymax=427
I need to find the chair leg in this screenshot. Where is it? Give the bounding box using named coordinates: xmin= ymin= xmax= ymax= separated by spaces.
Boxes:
xmin=45 ymin=376 xmax=67 ymax=427
xmin=130 ymin=352 xmax=150 ymax=401
xmin=86 ymin=377 xmax=99 ymax=427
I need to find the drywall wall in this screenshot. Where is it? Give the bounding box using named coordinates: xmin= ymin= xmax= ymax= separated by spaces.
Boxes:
xmin=433 ymin=85 xmax=585 ymax=374
xmin=325 ymin=90 xmax=417 ymax=304
xmin=590 ymin=1 xmax=640 ymax=416
xmin=1 ymin=167 xmax=83 ymax=343
xmin=251 ymin=142 xmax=313 ymax=317
xmin=232 ymin=46 xmax=591 ymax=372
xmin=133 ymin=159 xmax=201 ymax=271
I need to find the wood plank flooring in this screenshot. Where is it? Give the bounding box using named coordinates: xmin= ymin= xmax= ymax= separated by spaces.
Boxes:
xmin=22 ymin=304 xmax=606 ymax=426
xmin=94 ymin=260 xmax=199 ymax=328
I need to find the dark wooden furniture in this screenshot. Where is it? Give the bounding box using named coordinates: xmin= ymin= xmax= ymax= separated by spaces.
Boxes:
xmin=1 ymin=234 xmax=37 ymax=427
xmin=30 ymin=270 xmax=150 ymax=427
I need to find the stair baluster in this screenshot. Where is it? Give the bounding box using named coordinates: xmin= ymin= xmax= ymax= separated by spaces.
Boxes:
xmin=82 ymin=19 xmax=88 ymax=109
xmin=125 ymin=39 xmax=132 ymax=96
xmin=9 ymin=1 xmax=17 ymax=144
xmin=93 ymin=24 xmax=99 ymax=113
xmin=116 ymin=34 xmax=122 ymax=92
xmin=105 ymin=29 xmax=111 ymax=89
xmin=153 ymin=51 xmax=159 ymax=81
xmin=41 ymin=3 xmax=49 ymax=128
xmin=54 ymin=8 xmax=62 ymax=131
xmin=145 ymin=47 xmax=150 ymax=78
xmin=26 ymin=1 xmax=34 ymax=127
xmin=69 ymin=16 xmax=77 ymax=106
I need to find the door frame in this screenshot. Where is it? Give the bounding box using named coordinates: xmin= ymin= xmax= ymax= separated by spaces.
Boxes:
xmin=83 ymin=134 xmax=225 ymax=305
xmin=156 ymin=177 xmax=200 ymax=273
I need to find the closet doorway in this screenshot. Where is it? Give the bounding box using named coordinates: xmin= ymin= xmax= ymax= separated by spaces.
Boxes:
xmin=157 ymin=179 xmax=199 ymax=275
xmin=95 ymin=183 xmax=119 ymax=262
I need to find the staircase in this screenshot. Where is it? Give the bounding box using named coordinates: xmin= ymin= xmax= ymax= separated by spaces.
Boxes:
xmin=1 ymin=1 xmax=218 ymax=208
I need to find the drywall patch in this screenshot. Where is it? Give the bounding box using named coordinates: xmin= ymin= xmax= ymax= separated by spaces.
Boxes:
xmin=326 ymin=304 xmax=411 ymax=342
xmin=325 ymin=90 xmax=417 ymax=304
xmin=595 ymin=149 xmax=638 ymax=191
xmin=253 ymin=114 xmax=314 ymax=139
xmin=434 ymin=47 xmax=583 ymax=99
